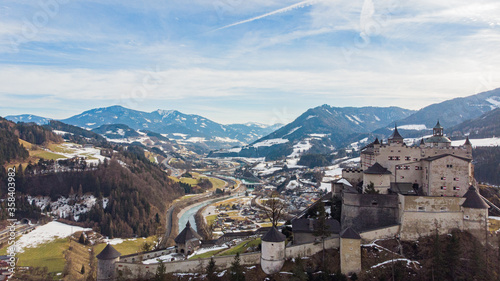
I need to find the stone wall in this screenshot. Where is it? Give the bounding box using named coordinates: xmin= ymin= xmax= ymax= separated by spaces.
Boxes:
xmin=116 ymin=252 xmax=261 ymax=279
xmin=399 ymin=195 xmax=465 ymax=240
xmin=119 ymin=248 xmax=176 ymax=263
xmin=115 ymin=237 xmax=341 ymax=278
xmin=359 ymin=225 xmax=400 ymax=243
xmin=341 ymin=193 xmax=399 ymax=232
xmin=285 ymin=237 xmax=339 ymax=258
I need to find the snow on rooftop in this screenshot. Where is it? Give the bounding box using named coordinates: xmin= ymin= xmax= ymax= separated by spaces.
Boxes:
xmin=15 ymin=221 xmax=91 ymax=253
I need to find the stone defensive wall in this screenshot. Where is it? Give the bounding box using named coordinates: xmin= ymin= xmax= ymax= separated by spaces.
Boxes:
xmin=341 ymin=193 xmax=399 ymax=232
xmin=114 ymin=238 xmax=340 ymax=278
xmin=359 ymin=225 xmax=400 ymax=243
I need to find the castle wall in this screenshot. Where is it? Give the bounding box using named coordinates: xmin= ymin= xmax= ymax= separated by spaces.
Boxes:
xmin=342 ymin=169 xmax=363 ymax=188
xmin=399 ymin=195 xmax=465 ymax=240
xmin=341 ymin=193 xmax=399 ymax=232
xmin=119 ymin=248 xmax=175 ymax=263
xmin=285 ymin=237 xmax=339 ymax=258
xmin=116 ymin=252 xmax=261 ymax=279
xmin=115 ymin=238 xmax=341 ymax=278
xmin=359 ymin=225 xmax=400 ymax=243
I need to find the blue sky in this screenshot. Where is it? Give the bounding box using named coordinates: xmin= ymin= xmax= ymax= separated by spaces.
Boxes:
xmin=1 ymin=0 xmax=499 ymax=125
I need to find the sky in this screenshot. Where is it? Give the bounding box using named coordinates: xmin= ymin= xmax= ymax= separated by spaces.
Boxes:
xmin=0 ymin=0 xmax=500 ymax=125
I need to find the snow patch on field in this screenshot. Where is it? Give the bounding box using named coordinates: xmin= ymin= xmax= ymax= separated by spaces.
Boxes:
xmin=289 ymin=139 xmax=313 ymax=158
xmin=253 ymin=138 xmax=289 ymax=147
xmin=451 ymin=137 xmax=500 ymax=147
xmin=15 ymin=221 xmax=91 ymax=253
xmin=283 ymin=126 xmax=301 ymax=137
xmin=226 ymin=147 xmax=242 ymax=153
xmin=486 ymin=97 xmax=500 ymax=108
xmin=399 ymin=124 xmax=428 ymax=130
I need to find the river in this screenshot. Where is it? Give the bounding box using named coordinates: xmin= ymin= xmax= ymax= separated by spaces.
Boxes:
xmin=178 ymin=196 xmax=233 ymax=233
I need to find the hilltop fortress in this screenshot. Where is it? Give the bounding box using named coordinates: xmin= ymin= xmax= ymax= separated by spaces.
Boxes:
xmin=97 ymin=122 xmax=496 ymax=280
xmin=339 ymin=121 xmax=489 ymax=241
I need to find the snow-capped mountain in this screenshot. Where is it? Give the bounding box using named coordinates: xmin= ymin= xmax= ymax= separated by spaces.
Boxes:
xmin=372 ymin=88 xmax=500 ymax=138
xmin=55 ymin=106 xmax=280 ymax=150
xmin=209 ymin=105 xmax=414 ymax=159
xmin=5 ymin=114 xmax=51 ymax=125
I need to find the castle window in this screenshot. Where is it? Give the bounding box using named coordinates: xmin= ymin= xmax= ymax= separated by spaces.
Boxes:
xmin=453 ymin=186 xmax=460 ymax=191
xmin=395 ymin=156 xmax=400 ymax=160
xmin=440 ymin=207 xmax=447 ymax=212
xmin=371 ymin=200 xmax=378 ymax=206
xmin=441 ymin=177 xmax=446 ymax=180
xmin=418 ymin=206 xmax=425 ymax=211
xmin=441 ymin=186 xmax=446 ymax=190
xmin=454 ymin=177 xmax=459 ymax=181
xmin=396 ymin=165 xmax=402 ymax=170
xmin=404 ymin=165 xmax=410 ymax=170
xmin=413 ymin=158 xmax=418 ymax=161
xmin=446 ymin=164 xmax=453 ymax=168
xmin=405 ymin=156 xmax=411 ymax=161
xmin=388 ymin=156 xmax=393 ymax=160
xmin=464 ymin=215 xmax=470 ymax=220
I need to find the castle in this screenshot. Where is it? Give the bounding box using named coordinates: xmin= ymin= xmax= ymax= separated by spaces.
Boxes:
xmin=96 ymin=122 xmax=494 ymax=279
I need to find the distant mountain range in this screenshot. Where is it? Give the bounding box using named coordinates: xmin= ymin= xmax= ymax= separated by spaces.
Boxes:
xmin=372 ymin=88 xmax=500 ymax=138
xmin=5 ymin=88 xmax=500 ymax=158
xmin=209 ymin=105 xmax=414 ymax=159
xmin=210 ymin=88 xmax=500 ymax=159
xmin=6 ymin=106 xmax=282 ymax=151
xmin=448 ymin=108 xmax=500 ymax=139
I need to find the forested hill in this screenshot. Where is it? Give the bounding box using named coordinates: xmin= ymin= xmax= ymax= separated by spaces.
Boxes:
xmin=0 ymin=117 xmax=64 ymax=165
xmin=10 ymin=146 xmax=184 ymax=237
xmin=0 ymin=118 xmax=186 ymax=238
xmin=0 ymin=117 xmax=29 ymax=165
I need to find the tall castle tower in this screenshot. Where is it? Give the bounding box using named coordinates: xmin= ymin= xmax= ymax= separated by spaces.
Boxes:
xmin=97 ymin=244 xmax=121 ymax=281
xmin=260 ymin=227 xmax=286 ymax=275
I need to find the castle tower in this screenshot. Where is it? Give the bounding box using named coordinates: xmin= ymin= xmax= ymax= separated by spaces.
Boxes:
xmin=463 ymin=136 xmax=473 ymax=157
xmin=462 ymin=186 xmax=489 ymax=240
xmin=388 ymin=125 xmax=404 ymax=145
xmin=175 ymin=221 xmax=202 ymax=256
xmin=425 ymin=120 xmax=451 ymax=148
xmin=340 ymin=227 xmax=361 ymax=276
xmin=433 ymin=120 xmax=444 ymax=136
xmin=97 ymin=244 xmax=121 ymax=281
xmin=260 ymin=227 xmax=286 ymax=275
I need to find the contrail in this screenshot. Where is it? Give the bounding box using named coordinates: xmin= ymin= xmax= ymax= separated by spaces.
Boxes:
xmin=213 ymin=0 xmax=317 ymax=32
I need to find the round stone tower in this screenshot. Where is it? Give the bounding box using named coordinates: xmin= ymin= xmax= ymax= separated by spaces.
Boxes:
xmin=96 ymin=243 xmax=121 ymax=281
xmin=260 ymin=227 xmax=286 ymax=275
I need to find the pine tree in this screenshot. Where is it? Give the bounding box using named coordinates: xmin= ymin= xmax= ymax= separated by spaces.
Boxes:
xmin=206 ymin=257 xmax=218 ymax=281
xmin=155 ymin=260 xmax=167 ymax=281
xmin=229 ymin=253 xmax=245 ymax=281
xmin=313 ymin=201 xmax=332 ymax=270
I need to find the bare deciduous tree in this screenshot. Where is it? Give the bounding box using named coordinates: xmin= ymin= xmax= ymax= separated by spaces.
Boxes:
xmin=263 ymin=191 xmax=286 ymax=227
